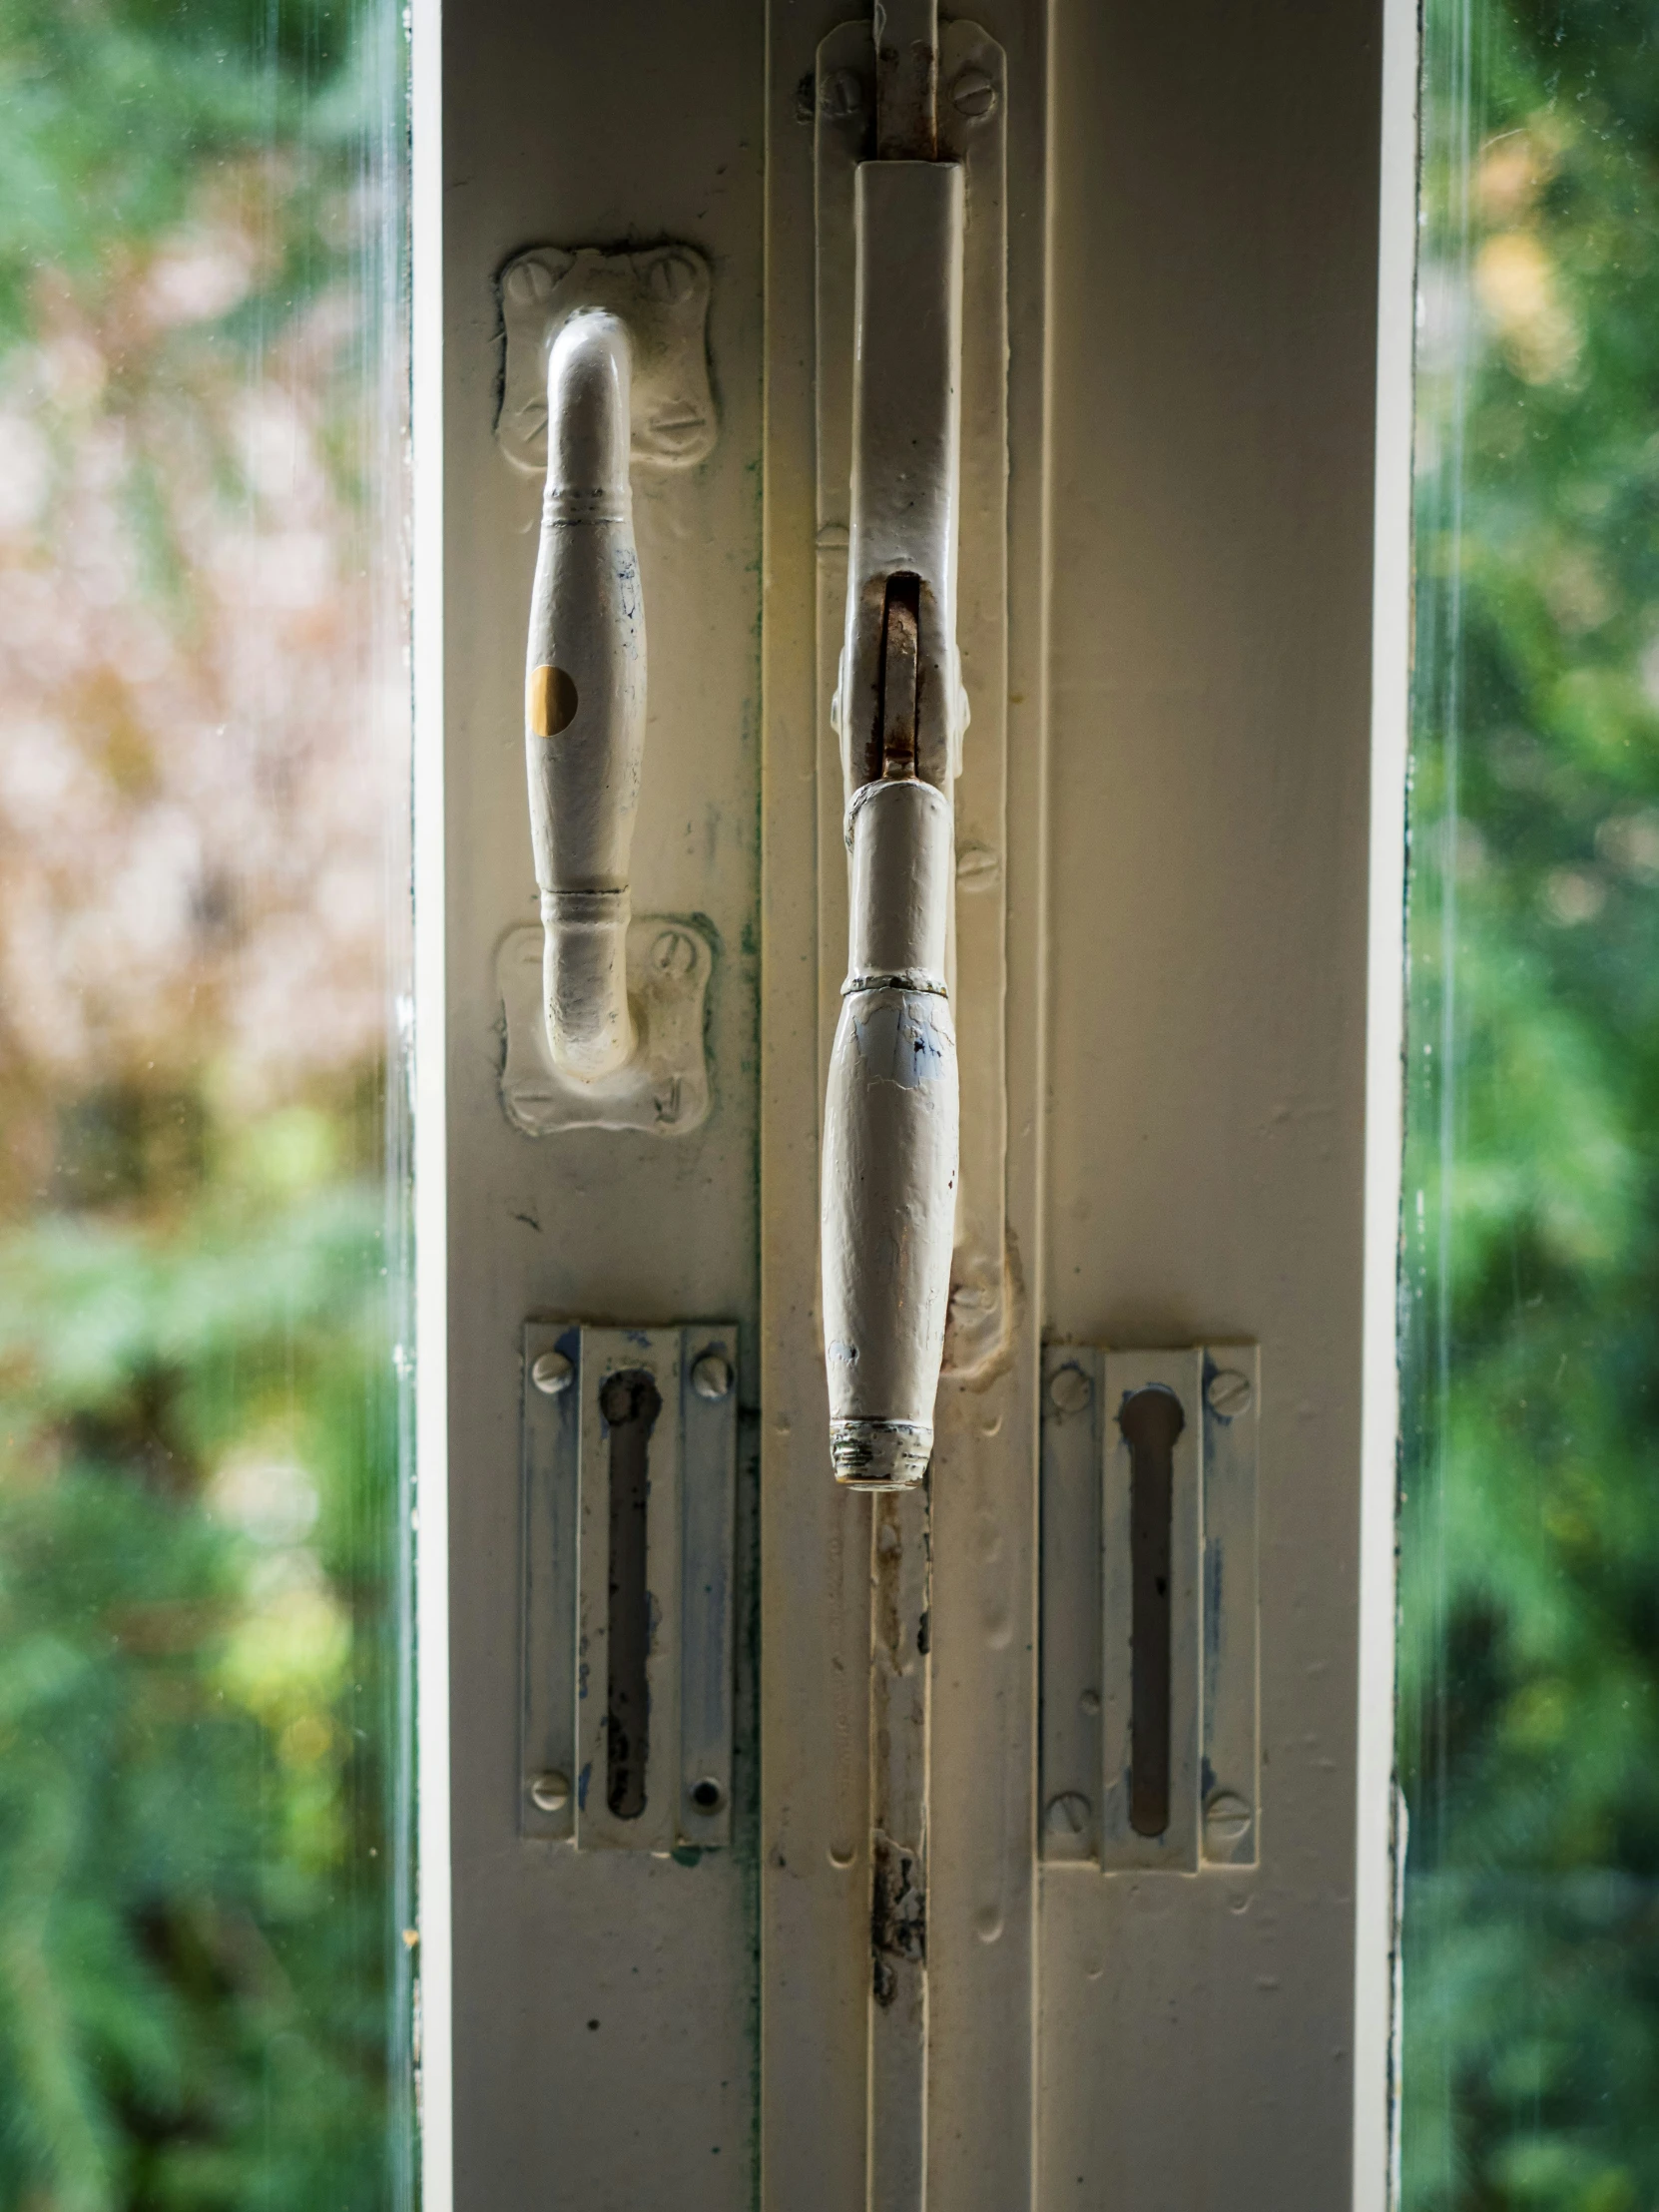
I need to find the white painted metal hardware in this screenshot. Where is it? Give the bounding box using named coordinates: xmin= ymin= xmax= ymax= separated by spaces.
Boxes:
xmin=1039 ymin=1345 xmax=1261 ymax=1872
xmin=822 ymin=148 xmax=965 ymax=1493
xmin=496 ymin=917 xmax=712 ymax=1137
xmin=818 ymin=14 xmax=1012 ymax=1461
xmin=497 ymin=246 xmax=717 ymax=477
xmin=495 ymin=248 xmax=717 ymax=1131
xmin=807 ymin=20 xmax=1010 ymax=2209
xmin=519 ymin=1321 xmax=738 ymax=1853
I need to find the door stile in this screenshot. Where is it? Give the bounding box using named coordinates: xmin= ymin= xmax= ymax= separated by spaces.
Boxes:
xmin=761 ymin=9 xmax=873 ymax=2209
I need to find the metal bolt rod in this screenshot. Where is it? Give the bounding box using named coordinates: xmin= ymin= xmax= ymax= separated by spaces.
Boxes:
xmin=874 ymin=0 xmax=938 ymax=160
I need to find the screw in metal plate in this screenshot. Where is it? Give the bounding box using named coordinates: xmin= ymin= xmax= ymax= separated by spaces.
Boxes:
xmin=1203 ymin=1791 xmax=1253 ymax=1851
xmin=529 ymin=1770 xmax=571 ymax=1813
xmin=950 ymin=66 xmax=998 ymax=118
xmin=690 ymin=1352 xmax=733 ymax=1401
xmin=646 ymin=252 xmax=695 ymax=305
xmin=820 ymin=66 xmax=863 ymax=120
xmin=505 ymin=258 xmax=554 ymax=307
xmin=1048 ymin=1362 xmax=1093 ymax=1415
xmin=530 ymin=1349 xmax=574 ymax=1397
xmin=1044 ymin=1790 xmax=1092 ymax=1838
xmin=650 ymin=928 xmax=697 ymax=980
xmin=1206 ymin=1368 xmax=1254 ymax=1420
xmin=689 ymin=1777 xmax=725 ymax=1814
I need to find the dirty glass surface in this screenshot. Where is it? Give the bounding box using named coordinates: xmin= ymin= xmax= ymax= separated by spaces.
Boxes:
xmin=0 ymin=3 xmax=412 ymax=2206
xmin=1400 ymin=3 xmax=1659 ymax=2205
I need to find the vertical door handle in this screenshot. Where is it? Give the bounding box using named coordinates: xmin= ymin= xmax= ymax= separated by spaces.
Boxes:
xmin=525 ymin=309 xmax=643 ymax=1081
xmin=496 ymin=245 xmax=716 ymax=1136
xmin=823 ymin=161 xmax=965 ymax=1487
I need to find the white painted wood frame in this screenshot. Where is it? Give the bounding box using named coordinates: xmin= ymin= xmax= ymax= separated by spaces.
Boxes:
xmin=413 ymin=0 xmax=1417 ymax=2203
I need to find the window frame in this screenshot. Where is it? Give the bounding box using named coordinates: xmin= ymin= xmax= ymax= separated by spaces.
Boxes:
xmin=410 ymin=0 xmax=1421 ymax=2202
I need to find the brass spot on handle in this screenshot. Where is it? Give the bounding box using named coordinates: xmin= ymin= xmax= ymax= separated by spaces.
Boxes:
xmin=528 ymin=664 xmax=579 ymax=738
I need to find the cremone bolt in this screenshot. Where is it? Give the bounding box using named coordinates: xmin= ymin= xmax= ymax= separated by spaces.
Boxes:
xmin=529 ymin=1770 xmax=570 ymax=1813
xmin=950 ymin=66 xmax=997 ymax=118
xmin=691 ymin=1352 xmax=733 ymax=1401
xmin=1206 ymin=1369 xmax=1253 ymax=1419
xmin=530 ymin=1349 xmax=574 ymax=1396
xmin=1049 ymin=1363 xmax=1093 ymax=1414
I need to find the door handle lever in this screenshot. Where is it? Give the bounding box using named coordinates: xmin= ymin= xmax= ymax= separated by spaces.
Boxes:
xmin=823 ymin=588 xmax=959 ymax=1488
xmin=526 ymin=309 xmax=642 ymax=1081
xmin=823 ymin=161 xmax=965 ymax=1487
xmin=494 ymin=245 xmax=719 ymax=1136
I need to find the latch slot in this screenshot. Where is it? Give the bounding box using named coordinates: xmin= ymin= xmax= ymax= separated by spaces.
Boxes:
xmin=600 ymin=1369 xmax=660 ymax=1821
xmin=1122 ymin=1384 xmax=1183 ymax=1840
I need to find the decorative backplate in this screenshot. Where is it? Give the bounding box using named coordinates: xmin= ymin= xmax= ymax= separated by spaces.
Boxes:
xmin=496 ymin=244 xmax=718 ymax=474
xmin=497 ymin=918 xmax=713 ymax=1138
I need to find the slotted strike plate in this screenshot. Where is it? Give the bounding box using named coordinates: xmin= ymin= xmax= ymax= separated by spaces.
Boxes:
xmin=497 ymin=920 xmax=713 ymax=1138
xmin=1040 ymin=1344 xmax=1260 ymax=1872
xmin=519 ymin=1321 xmax=738 ymax=1852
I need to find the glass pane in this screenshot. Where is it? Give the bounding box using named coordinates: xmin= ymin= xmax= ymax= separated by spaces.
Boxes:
xmin=1401 ymin=2 xmax=1659 ymax=2204
xmin=0 ymin=4 xmax=412 ymax=2207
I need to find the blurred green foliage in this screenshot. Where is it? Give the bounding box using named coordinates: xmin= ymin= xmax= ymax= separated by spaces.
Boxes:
xmin=1401 ymin=1 xmax=1659 ymax=2205
xmin=0 ymin=1174 xmax=398 ymax=2212
xmin=0 ymin=2 xmax=407 ymax=2207
xmin=26 ymin=0 xmax=1659 ymax=2201
xmin=0 ymin=0 xmax=367 ymax=344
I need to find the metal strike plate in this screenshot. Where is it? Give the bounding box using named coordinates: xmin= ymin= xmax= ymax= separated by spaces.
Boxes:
xmin=497 ymin=919 xmax=713 ymax=1138
xmin=1040 ymin=1344 xmax=1260 ymax=1872
xmin=520 ymin=1321 xmax=738 ymax=1852
xmin=496 ymin=244 xmax=717 ymax=474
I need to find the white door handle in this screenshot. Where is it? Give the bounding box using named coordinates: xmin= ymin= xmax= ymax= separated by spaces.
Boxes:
xmin=525 ymin=311 xmax=643 ymax=1082
xmin=496 ymin=245 xmax=717 ymax=1128
xmin=823 ymin=160 xmax=966 ymax=1488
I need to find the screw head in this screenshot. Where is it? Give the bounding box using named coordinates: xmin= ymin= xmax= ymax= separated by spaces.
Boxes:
xmin=505 ymin=258 xmax=554 ymax=307
xmin=950 ymin=65 xmax=998 ymax=118
xmin=530 ymin=1349 xmax=574 ymax=1397
xmin=1203 ymin=1791 xmax=1253 ymax=1849
xmin=1206 ymin=1368 xmax=1254 ymax=1420
xmin=1049 ymin=1363 xmax=1093 ymax=1414
xmin=955 ymin=840 xmax=1001 ymax=890
xmin=646 ymin=252 xmax=695 ymax=304
xmin=689 ymin=1776 xmax=725 ymax=1814
xmin=1044 ymin=1790 xmax=1092 ymax=1837
xmin=820 ymin=66 xmax=863 ymax=120
xmin=691 ymin=1352 xmax=733 ymax=1401
xmin=651 ymin=928 xmax=697 ymax=980
xmin=529 ymin=1770 xmax=570 ymax=1813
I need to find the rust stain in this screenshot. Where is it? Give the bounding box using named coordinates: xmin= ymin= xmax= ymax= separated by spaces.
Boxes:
xmin=870 ymin=1829 xmax=926 ymax=2005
